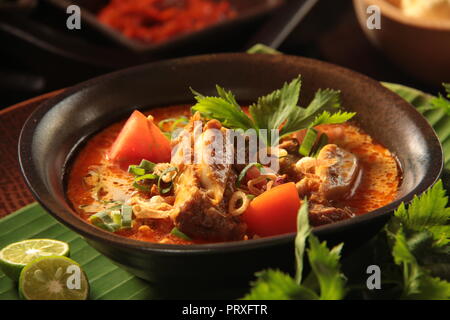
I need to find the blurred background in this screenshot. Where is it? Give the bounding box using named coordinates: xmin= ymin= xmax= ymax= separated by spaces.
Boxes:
xmin=1 ymin=0 xmax=449 ymax=108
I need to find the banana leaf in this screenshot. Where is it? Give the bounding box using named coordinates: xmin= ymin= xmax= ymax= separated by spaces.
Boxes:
xmin=0 ymin=203 xmax=157 ymax=300
xmin=384 ymin=83 xmax=450 ymax=170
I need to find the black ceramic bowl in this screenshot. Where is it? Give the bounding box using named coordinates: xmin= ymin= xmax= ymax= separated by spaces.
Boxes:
xmin=19 ymin=53 xmax=442 ymax=293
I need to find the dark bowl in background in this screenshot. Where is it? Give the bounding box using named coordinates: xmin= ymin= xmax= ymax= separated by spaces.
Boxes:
xmin=44 ymin=0 xmax=284 ymax=53
xmin=18 ymin=53 xmax=443 ymax=295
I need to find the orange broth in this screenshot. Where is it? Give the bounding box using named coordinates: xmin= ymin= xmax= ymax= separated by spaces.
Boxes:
xmin=66 ymin=105 xmax=401 ymax=244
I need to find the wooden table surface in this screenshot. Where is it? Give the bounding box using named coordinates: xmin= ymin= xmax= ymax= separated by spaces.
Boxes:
xmin=0 ymin=90 xmax=62 ymax=217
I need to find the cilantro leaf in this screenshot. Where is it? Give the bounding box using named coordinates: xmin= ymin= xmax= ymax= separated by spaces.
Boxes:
xmin=386 ymin=180 xmax=450 ymax=299
xmin=429 ymin=83 xmax=450 ymax=116
xmin=242 ymin=269 xmax=318 ymax=300
xmin=407 ymin=274 xmax=450 ymax=300
xmin=191 ymin=87 xmax=254 ymax=130
xmin=393 ymin=180 xmax=450 ymax=244
xmin=309 ymin=110 xmax=356 ymax=128
xmin=191 ymin=78 xmax=354 ymax=146
xmin=445 ymin=83 xmax=450 ymax=98
xmin=244 ymin=201 xmax=347 ymax=300
xmin=429 ymin=94 xmax=450 ymax=116
xmin=280 ymin=88 xmax=343 ymax=136
xmin=305 ymin=236 xmax=347 ymax=300
xmin=388 ymin=225 xmax=450 ymax=299
xmin=249 ymin=76 xmax=301 ymax=133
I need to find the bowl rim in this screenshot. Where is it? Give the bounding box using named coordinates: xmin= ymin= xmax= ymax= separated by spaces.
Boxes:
xmin=355 ymin=0 xmax=450 ymax=31
xmin=18 ymin=52 xmax=444 ymax=255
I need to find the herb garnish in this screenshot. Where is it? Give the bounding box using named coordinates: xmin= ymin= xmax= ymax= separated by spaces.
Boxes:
xmin=170 ymin=227 xmax=192 ymax=241
xmin=242 ymin=181 xmax=450 ymax=300
xmin=243 ymin=199 xmax=347 ymax=300
xmin=89 ymin=204 xmax=133 ymax=232
xmin=191 ymin=76 xmax=356 ymax=146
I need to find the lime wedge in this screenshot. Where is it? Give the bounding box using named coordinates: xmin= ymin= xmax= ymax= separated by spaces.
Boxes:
xmin=19 ymin=256 xmax=89 ymax=300
xmin=0 ymin=239 xmax=69 ymax=281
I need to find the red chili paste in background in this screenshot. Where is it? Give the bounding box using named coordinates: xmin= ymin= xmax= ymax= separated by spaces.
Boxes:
xmin=97 ymin=0 xmax=236 ymax=44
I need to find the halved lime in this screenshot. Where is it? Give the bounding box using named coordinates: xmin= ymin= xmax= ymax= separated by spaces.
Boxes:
xmin=0 ymin=239 xmax=69 ymax=281
xmin=19 ymin=256 xmax=89 ymax=300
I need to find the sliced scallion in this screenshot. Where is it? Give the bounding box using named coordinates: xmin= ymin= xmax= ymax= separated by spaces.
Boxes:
xmin=111 ymin=210 xmax=122 ymax=226
xmin=311 ymin=133 xmax=329 ymax=158
xmin=128 ymin=159 xmax=156 ymax=176
xmin=128 ymin=166 xmax=146 ymax=176
xmin=134 ymin=173 xmax=159 ymax=182
xmin=89 ymin=210 xmax=114 ymax=225
xmin=132 ymin=182 xmax=151 ymax=192
xmin=139 ymin=159 xmax=156 ymax=172
xmin=158 ymin=117 xmax=189 ymax=132
xmin=158 ymin=167 xmax=178 ymax=194
xmin=170 ymin=227 xmax=192 ymax=241
xmin=246 ymin=194 xmax=256 ymax=200
xmin=121 ymin=205 xmax=133 ymax=228
xmin=89 ymin=211 xmax=120 ymax=232
xmin=299 ymin=128 xmax=318 ymax=157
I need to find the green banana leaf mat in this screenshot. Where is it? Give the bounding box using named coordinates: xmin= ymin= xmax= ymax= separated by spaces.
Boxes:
xmin=0 ymin=203 xmax=157 ymax=300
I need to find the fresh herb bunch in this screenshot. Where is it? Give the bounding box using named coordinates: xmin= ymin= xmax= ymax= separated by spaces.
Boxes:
xmin=242 ymin=181 xmax=450 ymax=300
xmin=384 ymin=180 xmax=450 ymax=299
xmin=191 ymin=76 xmax=355 ymax=145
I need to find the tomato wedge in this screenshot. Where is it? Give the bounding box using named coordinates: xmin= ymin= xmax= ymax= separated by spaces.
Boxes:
xmin=243 ymin=182 xmax=301 ymax=237
xmin=109 ymin=110 xmax=171 ymax=169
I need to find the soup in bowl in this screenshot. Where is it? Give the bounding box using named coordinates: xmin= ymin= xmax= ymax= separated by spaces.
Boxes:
xmin=19 ymin=54 xmax=442 ymax=286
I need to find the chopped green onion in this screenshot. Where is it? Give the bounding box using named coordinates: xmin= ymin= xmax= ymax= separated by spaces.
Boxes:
xmin=91 ymin=221 xmax=120 ymax=232
xmin=246 ymin=194 xmax=256 ymax=200
xmin=236 ymin=163 xmax=264 ymax=187
xmin=170 ymin=227 xmax=192 ymax=241
xmin=89 ymin=205 xmax=133 ymax=232
xmin=139 ymin=159 xmax=156 ymax=172
xmin=133 ymin=176 xmax=157 ymax=191
xmin=89 ymin=211 xmax=120 ymax=232
xmin=134 ymin=173 xmax=159 ymax=182
xmin=158 ymin=167 xmax=178 ymax=195
xmin=311 ymin=133 xmax=329 ymax=158
xmin=158 ymin=117 xmax=189 ymax=132
xmin=89 ymin=210 xmax=114 ymax=225
xmin=128 ymin=159 xmax=156 ymax=176
xmin=121 ymin=205 xmax=133 ymax=228
xmin=111 ymin=210 xmax=122 ymax=225
xmin=299 ymin=128 xmax=318 ymax=157
xmin=132 ymin=182 xmax=151 ymax=192
xmin=128 ymin=166 xmax=146 ymax=176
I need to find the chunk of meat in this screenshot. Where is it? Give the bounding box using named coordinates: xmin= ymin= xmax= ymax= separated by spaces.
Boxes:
xmin=316 ymin=144 xmax=360 ymax=200
xmin=308 ymin=203 xmax=354 ymax=226
xmin=194 ymin=120 xmax=234 ymax=205
xmin=173 ymin=163 xmax=245 ymax=241
xmin=171 ymin=115 xmax=246 ymax=241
